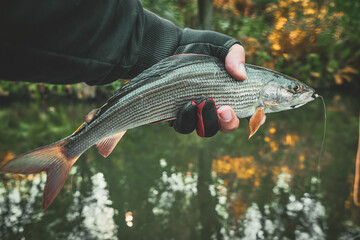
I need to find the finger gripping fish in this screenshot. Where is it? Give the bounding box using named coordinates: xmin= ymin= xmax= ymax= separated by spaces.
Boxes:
xmin=0 ymin=54 xmax=316 ymax=209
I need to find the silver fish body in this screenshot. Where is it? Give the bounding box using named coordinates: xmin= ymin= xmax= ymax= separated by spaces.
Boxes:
xmin=67 ymin=54 xmax=315 ymax=156
xmin=0 ymin=54 xmax=316 ymax=210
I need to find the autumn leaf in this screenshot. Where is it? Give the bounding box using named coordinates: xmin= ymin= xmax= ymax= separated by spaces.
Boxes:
xmin=334 ymin=74 xmax=343 ymax=85
xmin=340 ymin=66 xmax=358 ymax=74
xmin=311 ymin=72 xmax=320 ymax=78
xmin=342 ymin=75 xmax=352 ymax=82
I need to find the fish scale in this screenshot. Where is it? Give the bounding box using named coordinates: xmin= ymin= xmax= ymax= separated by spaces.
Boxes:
xmin=68 ymin=58 xmax=268 ymax=157
xmin=0 ymin=54 xmax=316 ymax=210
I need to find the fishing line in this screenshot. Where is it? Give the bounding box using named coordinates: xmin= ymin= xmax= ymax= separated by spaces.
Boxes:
xmin=316 ymin=94 xmax=327 ymax=190
xmin=353 ymin=112 xmax=360 ymax=206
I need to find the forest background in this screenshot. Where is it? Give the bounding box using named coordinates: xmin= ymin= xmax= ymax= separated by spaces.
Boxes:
xmin=0 ymin=0 xmax=359 ymax=99
xmin=0 ymin=1 xmax=359 ymax=239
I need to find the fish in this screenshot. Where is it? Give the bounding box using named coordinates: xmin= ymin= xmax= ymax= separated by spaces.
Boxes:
xmin=0 ymin=54 xmax=316 ymax=209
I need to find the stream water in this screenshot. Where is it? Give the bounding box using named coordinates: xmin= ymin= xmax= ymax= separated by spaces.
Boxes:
xmin=0 ymin=91 xmax=359 ymax=239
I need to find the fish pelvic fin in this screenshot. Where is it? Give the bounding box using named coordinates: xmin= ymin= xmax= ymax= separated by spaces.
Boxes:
xmin=0 ymin=138 xmax=80 ymax=210
xmin=248 ymin=107 xmax=266 ymax=139
xmin=96 ymin=131 xmax=126 ymax=157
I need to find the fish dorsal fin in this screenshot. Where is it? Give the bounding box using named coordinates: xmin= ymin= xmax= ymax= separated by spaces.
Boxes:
xmin=96 ymin=131 xmax=126 ymax=157
xmin=248 ymin=107 xmax=266 ymax=139
xmin=85 ymin=108 xmax=100 ymax=123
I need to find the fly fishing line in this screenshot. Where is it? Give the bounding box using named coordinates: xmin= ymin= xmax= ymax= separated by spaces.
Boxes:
xmin=353 ymin=112 xmax=360 ymax=206
xmin=316 ymin=94 xmax=327 ymax=190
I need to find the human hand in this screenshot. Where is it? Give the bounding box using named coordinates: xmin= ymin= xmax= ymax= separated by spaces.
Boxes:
xmin=172 ymin=44 xmax=247 ymax=137
xmin=218 ymin=44 xmax=246 ymax=133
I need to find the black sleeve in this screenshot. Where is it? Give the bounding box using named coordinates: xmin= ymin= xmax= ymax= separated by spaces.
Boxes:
xmin=0 ymin=0 xmax=240 ymax=86
xmin=0 ymin=0 xmax=145 ymax=85
xmin=127 ymin=10 xmax=240 ymax=79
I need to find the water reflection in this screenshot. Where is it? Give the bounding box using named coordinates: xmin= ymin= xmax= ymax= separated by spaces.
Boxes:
xmin=67 ymin=172 xmax=117 ymax=240
xmin=149 ymin=159 xmax=198 ymax=216
xmin=0 ymin=91 xmax=359 ymax=239
xmin=0 ymin=173 xmax=44 ymax=235
xmin=240 ymin=173 xmax=326 ymax=240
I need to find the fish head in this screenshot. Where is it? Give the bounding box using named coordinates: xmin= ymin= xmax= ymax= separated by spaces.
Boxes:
xmin=261 ymin=76 xmax=316 ymax=112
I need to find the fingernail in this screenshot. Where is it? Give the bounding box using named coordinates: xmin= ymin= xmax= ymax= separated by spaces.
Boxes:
xmin=219 ymin=110 xmax=232 ymax=122
xmin=239 ymin=63 xmax=246 ymax=79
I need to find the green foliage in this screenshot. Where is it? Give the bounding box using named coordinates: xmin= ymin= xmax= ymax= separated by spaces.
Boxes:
xmin=213 ymin=0 xmax=359 ymax=88
xmin=0 ymin=81 xmax=76 ymax=99
xmin=141 ymin=0 xmax=198 ymax=28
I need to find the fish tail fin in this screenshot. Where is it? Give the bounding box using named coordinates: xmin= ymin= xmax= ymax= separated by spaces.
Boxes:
xmin=0 ymin=138 xmax=80 ymax=210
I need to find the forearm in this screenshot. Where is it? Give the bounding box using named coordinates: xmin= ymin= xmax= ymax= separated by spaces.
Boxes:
xmin=0 ymin=0 xmax=240 ymax=85
xmin=0 ymin=0 xmax=144 ymax=85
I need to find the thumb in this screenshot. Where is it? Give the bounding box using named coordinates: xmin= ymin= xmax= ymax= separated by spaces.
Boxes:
xmin=217 ymin=106 xmax=239 ymax=133
xmin=225 ymin=44 xmax=247 ymax=81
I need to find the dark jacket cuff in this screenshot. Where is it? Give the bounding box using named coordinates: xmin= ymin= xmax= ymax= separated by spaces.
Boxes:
xmin=174 ymin=28 xmax=241 ymax=61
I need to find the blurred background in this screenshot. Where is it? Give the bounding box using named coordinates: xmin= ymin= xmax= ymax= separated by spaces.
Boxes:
xmin=0 ymin=0 xmax=359 ymax=239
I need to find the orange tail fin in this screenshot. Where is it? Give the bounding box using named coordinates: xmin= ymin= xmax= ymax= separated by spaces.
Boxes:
xmin=0 ymin=138 xmax=80 ymax=210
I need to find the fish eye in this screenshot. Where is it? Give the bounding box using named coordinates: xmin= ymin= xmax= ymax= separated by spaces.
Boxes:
xmin=290 ymin=83 xmax=301 ymax=93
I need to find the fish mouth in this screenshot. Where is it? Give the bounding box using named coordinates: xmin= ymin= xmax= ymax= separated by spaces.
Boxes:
xmin=290 ymin=101 xmax=310 ymax=109
xmin=290 ymin=104 xmax=305 ymax=109
xmin=290 ymin=91 xmax=317 ymax=109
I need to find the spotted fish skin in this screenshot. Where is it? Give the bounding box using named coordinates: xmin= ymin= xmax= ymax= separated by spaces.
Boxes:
xmin=0 ymin=54 xmax=316 ymax=209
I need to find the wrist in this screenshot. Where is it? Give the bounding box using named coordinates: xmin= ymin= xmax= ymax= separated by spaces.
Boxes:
xmin=175 ymin=28 xmax=241 ymax=60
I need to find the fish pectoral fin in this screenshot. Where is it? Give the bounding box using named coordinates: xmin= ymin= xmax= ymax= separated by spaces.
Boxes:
xmin=96 ymin=131 xmax=127 ymax=157
xmin=248 ymin=107 xmax=266 ymax=139
xmin=0 ymin=138 xmax=80 ymax=210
